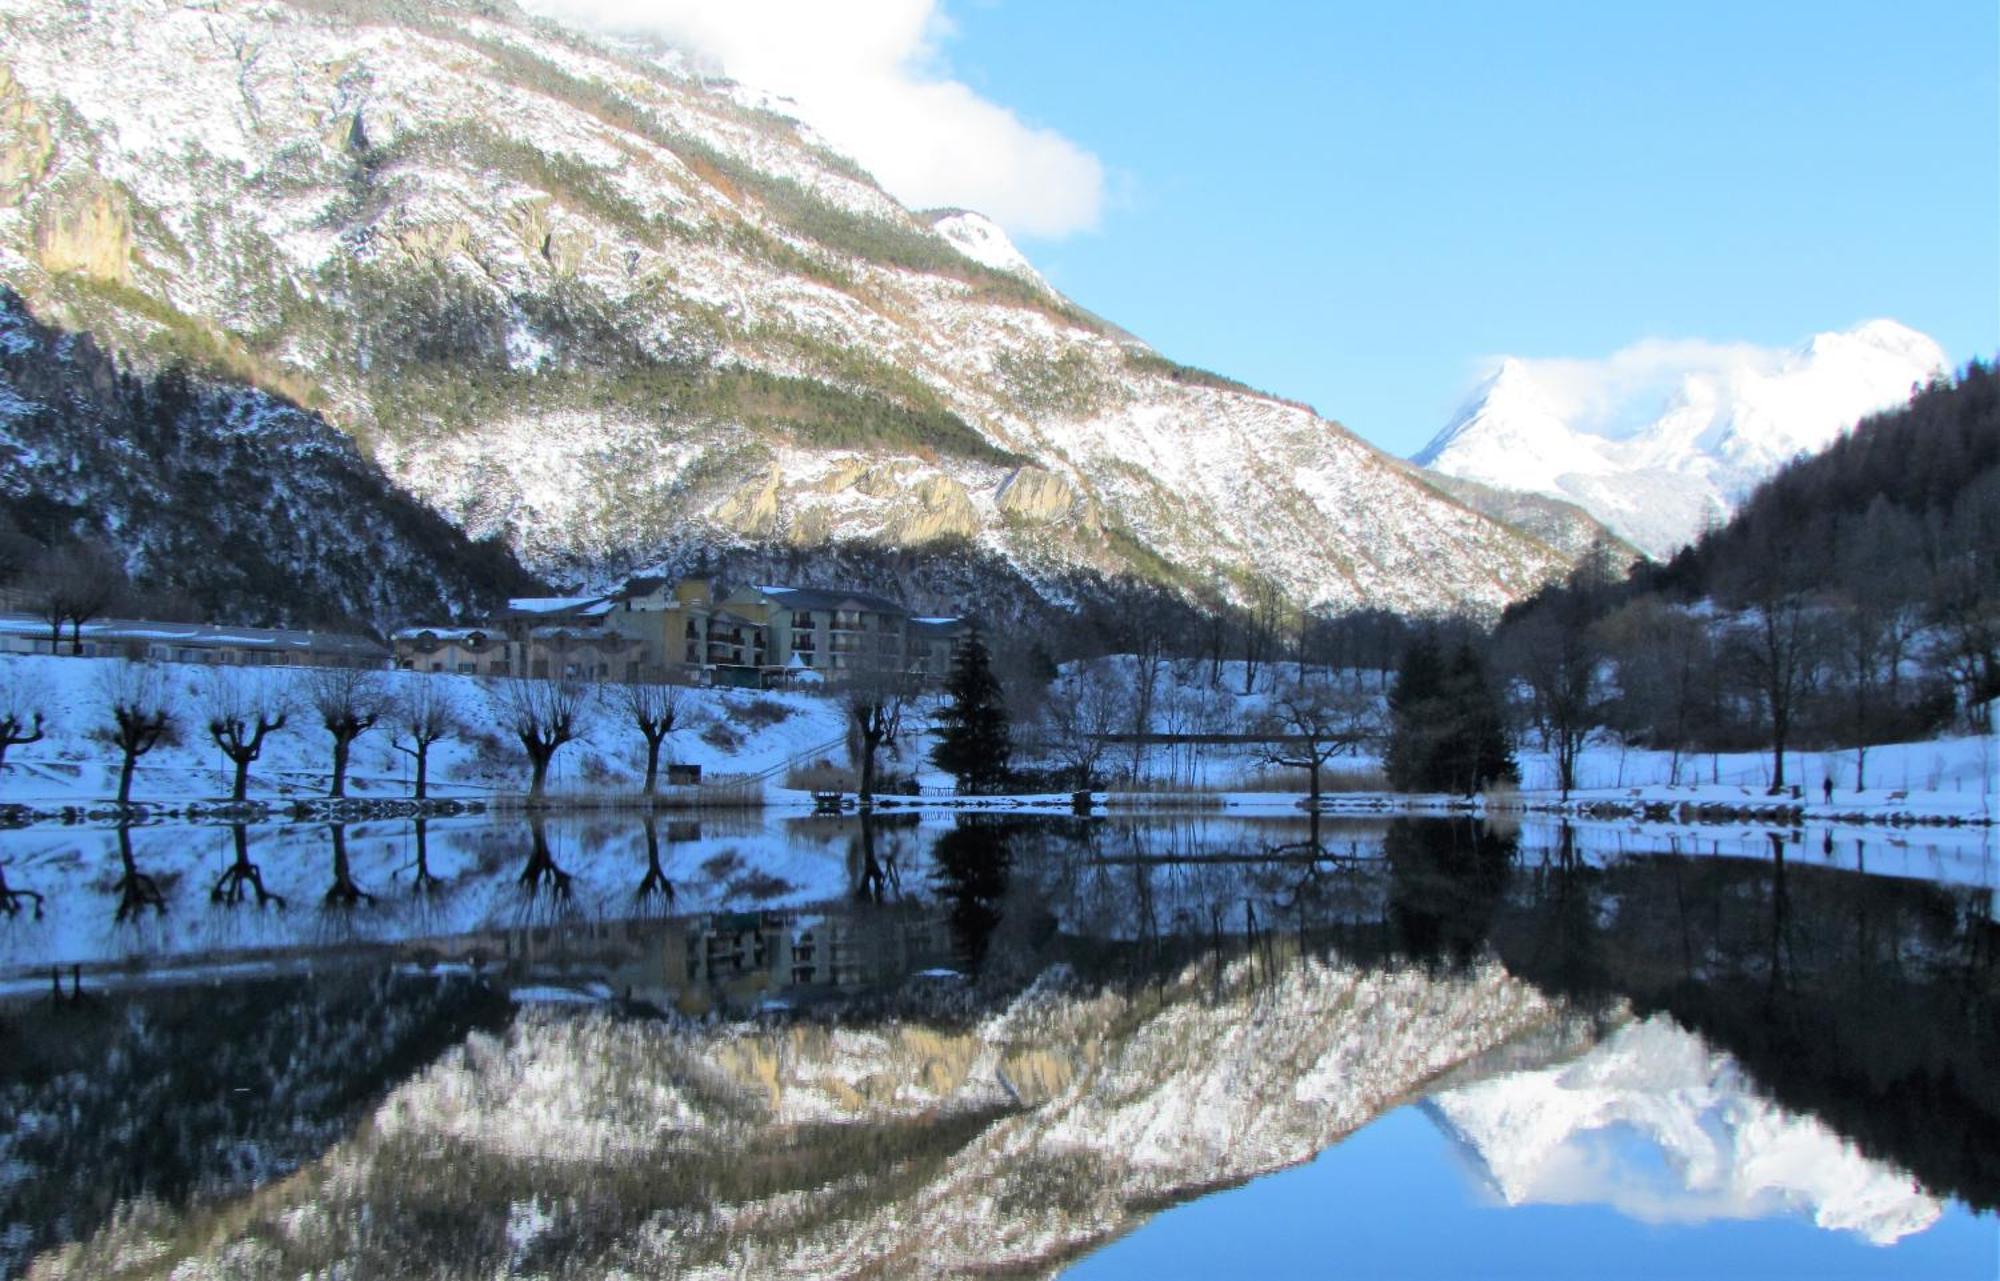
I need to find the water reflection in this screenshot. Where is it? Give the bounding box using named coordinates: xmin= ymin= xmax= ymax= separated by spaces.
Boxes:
xmin=1428 ymin=1015 xmax=1942 ymax=1244
xmin=2 ymin=813 xmax=1995 ymax=1278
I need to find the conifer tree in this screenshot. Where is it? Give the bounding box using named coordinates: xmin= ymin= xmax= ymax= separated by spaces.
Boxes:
xmin=930 ymin=631 xmax=1011 ymax=793
xmin=1386 ymin=635 xmax=1514 ymax=795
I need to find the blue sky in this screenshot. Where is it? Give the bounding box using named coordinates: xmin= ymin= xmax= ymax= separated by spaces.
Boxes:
xmin=941 ymin=0 xmax=2000 ymax=455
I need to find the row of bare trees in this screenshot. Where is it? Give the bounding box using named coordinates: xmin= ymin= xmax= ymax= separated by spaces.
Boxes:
xmin=0 ymin=662 xmax=695 ymax=804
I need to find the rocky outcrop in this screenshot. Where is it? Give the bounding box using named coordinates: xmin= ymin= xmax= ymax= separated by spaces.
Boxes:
xmin=31 ymin=181 xmax=130 ymax=283
xmin=0 ymin=65 xmax=53 ymax=206
xmin=891 ymin=474 xmax=980 ymax=544
xmin=997 ymin=465 xmax=1078 ymax=522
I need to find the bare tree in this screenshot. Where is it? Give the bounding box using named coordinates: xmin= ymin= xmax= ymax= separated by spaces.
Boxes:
xmin=0 ymin=671 xmax=47 ymax=778
xmin=305 ymin=667 xmax=388 ymax=799
xmin=390 ymin=679 xmax=460 ymax=801
xmin=843 ymin=656 xmax=918 ymax=805
xmin=28 ymin=541 xmax=124 ymax=655
xmin=499 ymin=676 xmax=589 ymax=800
xmin=616 ymin=679 xmax=685 ymax=795
xmin=1500 ymin=549 xmax=1616 ymax=800
xmin=98 ymin=661 xmax=175 ymax=806
xmin=203 ymin=669 xmax=290 ymax=802
xmin=1257 ymin=675 xmax=1381 ymax=808
xmin=1726 ymin=593 xmax=1824 ymax=796
xmin=1241 ymin=578 xmax=1286 ymax=695
xmin=1041 ymin=661 xmax=1124 ymax=788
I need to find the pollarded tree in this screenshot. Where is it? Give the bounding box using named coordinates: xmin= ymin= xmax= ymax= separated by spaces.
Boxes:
xmin=390 ymin=678 xmax=460 ymax=801
xmin=1257 ymin=674 xmax=1382 ymax=808
xmin=98 ymin=661 xmax=175 ymax=806
xmin=930 ymin=631 xmax=1011 ymax=793
xmin=0 ymin=672 xmax=47 ymax=779
xmin=615 ymin=679 xmax=685 ymax=795
xmin=203 ymin=669 xmax=290 ymax=803
xmin=305 ymin=667 xmax=389 ymax=799
xmin=499 ymin=675 xmax=589 ymax=800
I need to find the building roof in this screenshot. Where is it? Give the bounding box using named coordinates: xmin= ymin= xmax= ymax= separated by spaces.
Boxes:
xmin=505 ymin=595 xmax=607 ymax=616
xmin=751 ymin=584 xmax=909 ymax=616
xmin=391 ymin=626 xmax=490 ymax=644
xmin=0 ymin=612 xmax=387 ymax=657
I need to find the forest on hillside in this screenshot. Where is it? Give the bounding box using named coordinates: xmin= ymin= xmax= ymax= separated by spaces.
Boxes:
xmin=1493 ymin=359 xmax=2000 ymax=793
xmin=0 ymin=289 xmax=539 ymax=631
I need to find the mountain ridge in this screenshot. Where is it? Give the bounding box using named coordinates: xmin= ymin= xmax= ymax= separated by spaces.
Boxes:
xmin=0 ymin=0 xmax=1575 ymax=617
xmin=1413 ymin=321 xmax=1947 ymax=558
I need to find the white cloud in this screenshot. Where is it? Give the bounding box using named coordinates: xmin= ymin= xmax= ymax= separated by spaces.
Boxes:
xmin=521 ymin=0 xmax=1105 ymax=239
xmin=1483 ymin=337 xmax=1783 ymax=439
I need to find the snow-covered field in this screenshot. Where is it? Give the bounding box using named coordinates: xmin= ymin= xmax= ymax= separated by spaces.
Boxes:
xmin=0 ymin=654 xmax=852 ymax=809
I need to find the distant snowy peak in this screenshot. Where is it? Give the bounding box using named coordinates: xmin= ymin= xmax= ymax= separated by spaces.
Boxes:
xmin=922 ymin=208 xmax=1050 ymax=289
xmin=1412 ymin=322 xmax=1948 ymax=558
xmin=1428 ymin=1016 xmax=1942 ymax=1246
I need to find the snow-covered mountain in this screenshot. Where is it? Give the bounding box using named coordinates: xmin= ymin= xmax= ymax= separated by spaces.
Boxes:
xmin=0 ymin=0 xmax=1576 ymax=617
xmin=1412 ymin=322 xmax=1948 ymax=558
xmin=1428 ymin=1015 xmax=1942 ymax=1246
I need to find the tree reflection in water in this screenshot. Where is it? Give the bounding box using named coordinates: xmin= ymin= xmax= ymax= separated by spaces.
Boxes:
xmin=13 ymin=814 xmax=2000 ymax=1277
xmin=111 ymin=825 xmax=166 ymax=922
xmin=516 ymin=816 xmax=572 ymax=903
xmin=321 ymin=824 xmax=374 ymax=910
xmin=633 ymin=814 xmax=675 ymax=910
xmin=211 ymin=823 xmax=284 ymax=909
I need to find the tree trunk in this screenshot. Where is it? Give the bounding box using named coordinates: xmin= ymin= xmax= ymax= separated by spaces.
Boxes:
xmin=413 ymin=746 xmax=429 ymax=801
xmin=117 ymin=752 xmax=137 ymax=805
xmin=528 ymin=749 xmax=552 ymax=800
xmin=643 ymin=734 xmax=662 ymax=795
xmin=857 ymin=728 xmax=879 ymax=805
xmin=231 ymin=756 xmax=251 ymax=802
xmin=330 ymin=736 xmax=351 ymax=798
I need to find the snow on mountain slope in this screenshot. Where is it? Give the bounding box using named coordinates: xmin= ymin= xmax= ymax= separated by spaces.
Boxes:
xmin=1428 ymin=1015 xmax=1942 ymax=1245
xmin=0 ymin=0 xmax=1574 ymax=616
xmin=922 ymin=208 xmax=1050 ymax=289
xmin=1413 ymin=322 xmax=1947 ymax=558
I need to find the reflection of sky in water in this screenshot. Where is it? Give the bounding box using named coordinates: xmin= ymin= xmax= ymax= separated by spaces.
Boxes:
xmin=1065 ymin=1105 xmax=1997 ymax=1280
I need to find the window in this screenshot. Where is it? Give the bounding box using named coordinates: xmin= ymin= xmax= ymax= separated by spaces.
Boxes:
xmin=793 ymin=610 xmax=814 ymax=628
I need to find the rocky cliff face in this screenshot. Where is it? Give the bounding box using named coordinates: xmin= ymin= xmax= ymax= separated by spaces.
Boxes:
xmin=0 ymin=0 xmax=1574 ymax=615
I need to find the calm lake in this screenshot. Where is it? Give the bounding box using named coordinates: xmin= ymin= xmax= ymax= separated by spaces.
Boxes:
xmin=1 ymin=812 xmax=1995 ymax=1278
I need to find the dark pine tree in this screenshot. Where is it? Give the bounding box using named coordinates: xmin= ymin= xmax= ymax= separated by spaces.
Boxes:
xmin=1386 ymin=634 xmax=1515 ymax=795
xmin=1440 ymin=642 xmax=1516 ymax=797
xmin=1385 ymin=633 xmax=1445 ymax=791
xmin=930 ymin=631 xmax=1012 ymax=793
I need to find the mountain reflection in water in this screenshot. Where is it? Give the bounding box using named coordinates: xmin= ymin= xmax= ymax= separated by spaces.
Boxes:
xmin=2 ymin=814 xmax=1994 ymax=1279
